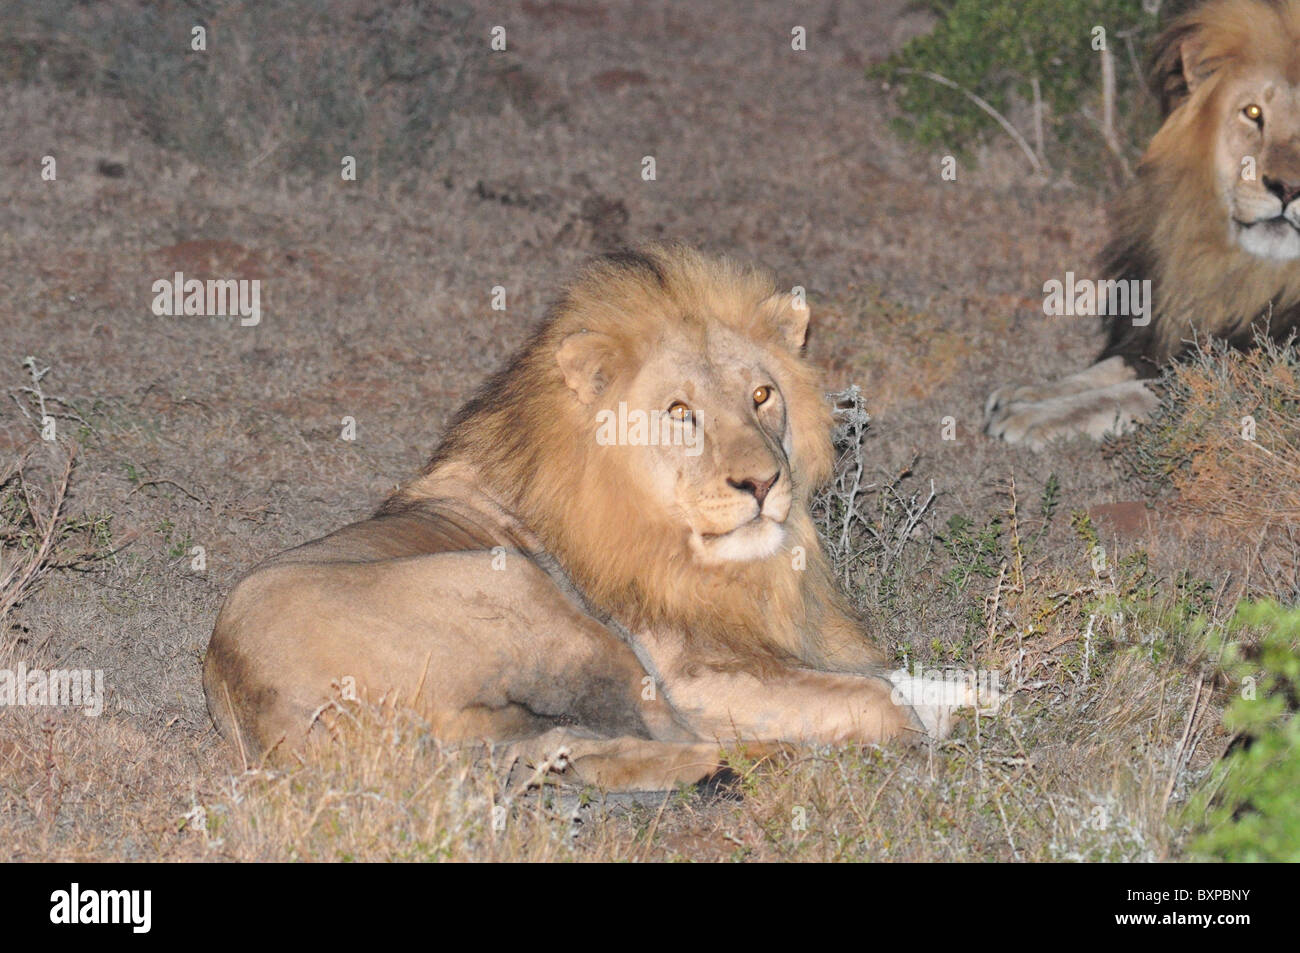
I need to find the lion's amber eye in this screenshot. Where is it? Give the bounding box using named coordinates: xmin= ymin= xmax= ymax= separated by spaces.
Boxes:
xmin=667 ymin=401 xmax=692 ymax=421
xmin=753 ymin=385 xmax=772 ymax=406
xmin=1244 ymin=103 xmax=1263 ymax=124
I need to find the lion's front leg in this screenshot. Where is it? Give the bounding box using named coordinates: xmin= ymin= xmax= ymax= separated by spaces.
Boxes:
xmin=983 ymin=356 xmax=1158 ymax=449
xmin=656 ymin=663 xmax=936 ymax=745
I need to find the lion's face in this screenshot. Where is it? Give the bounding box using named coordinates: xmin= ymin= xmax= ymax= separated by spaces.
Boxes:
xmin=613 ymin=326 xmax=796 ymax=566
xmin=551 ymin=254 xmax=827 ymax=569
xmin=1214 ymin=70 xmax=1300 ymax=260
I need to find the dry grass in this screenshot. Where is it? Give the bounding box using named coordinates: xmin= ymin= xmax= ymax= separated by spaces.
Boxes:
xmin=1114 ymin=338 xmax=1300 ymax=599
xmin=0 ymin=450 xmax=73 ymax=632
xmin=1 ymin=0 xmax=493 ymax=184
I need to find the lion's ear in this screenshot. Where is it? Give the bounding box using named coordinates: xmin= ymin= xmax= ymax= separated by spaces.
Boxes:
xmin=556 ymin=331 xmax=618 ymax=404
xmin=1177 ymin=36 xmax=1213 ymax=95
xmin=1152 ymin=22 xmax=1211 ymax=114
xmin=760 ymin=292 xmax=811 ymax=352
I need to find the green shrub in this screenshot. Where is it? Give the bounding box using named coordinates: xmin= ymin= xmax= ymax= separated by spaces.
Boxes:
xmin=873 ymin=0 xmax=1162 ymax=175
xmin=1186 ymin=601 xmax=1300 ymax=861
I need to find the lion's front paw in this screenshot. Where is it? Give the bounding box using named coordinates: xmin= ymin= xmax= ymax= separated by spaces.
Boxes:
xmin=982 ymin=396 xmax=1064 ymax=450
xmin=984 ymin=383 xmax=1050 ymax=421
xmin=889 ymin=670 xmax=1004 ymax=741
xmin=982 ymin=384 xmax=1065 ymax=450
xmin=889 ymin=673 xmax=985 ymax=741
xmin=983 ymin=381 xmax=1157 ymax=449
xmin=908 ymin=700 xmax=957 ymax=741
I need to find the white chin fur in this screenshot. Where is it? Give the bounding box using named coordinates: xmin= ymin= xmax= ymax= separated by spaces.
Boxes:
xmin=690 ymin=520 xmax=786 ymax=564
xmin=1236 ymin=221 xmax=1300 ymax=261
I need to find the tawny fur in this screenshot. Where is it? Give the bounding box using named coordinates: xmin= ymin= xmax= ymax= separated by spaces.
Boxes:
xmin=203 ymin=245 xmax=951 ymax=791
xmin=386 ymin=247 xmax=878 ymax=676
xmin=1104 ymin=0 xmax=1300 ymax=366
xmin=987 ymin=0 xmax=1300 ymax=447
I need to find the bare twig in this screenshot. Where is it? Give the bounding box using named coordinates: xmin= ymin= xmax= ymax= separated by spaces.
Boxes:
xmin=9 ymin=357 xmax=91 ymax=436
xmin=0 ymin=446 xmax=77 ymax=629
xmin=895 ymin=68 xmax=1045 ymax=175
xmin=1098 ymin=46 xmax=1132 ymax=178
xmin=1162 ymin=672 xmax=1205 ymax=814
xmin=1031 ymin=76 xmax=1045 ymax=164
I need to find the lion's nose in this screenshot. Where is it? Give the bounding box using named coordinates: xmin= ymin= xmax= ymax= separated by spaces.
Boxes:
xmin=728 ymin=471 xmax=780 ymax=507
xmin=1263 ymin=174 xmax=1300 ymax=207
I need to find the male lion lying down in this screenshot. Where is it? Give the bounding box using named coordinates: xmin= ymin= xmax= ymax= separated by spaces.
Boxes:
xmin=985 ymin=0 xmax=1300 ymax=448
xmin=204 ymin=245 xmax=968 ymax=792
